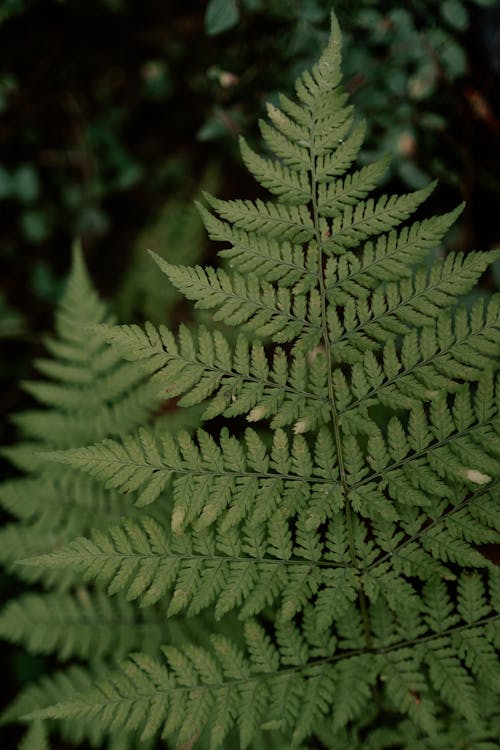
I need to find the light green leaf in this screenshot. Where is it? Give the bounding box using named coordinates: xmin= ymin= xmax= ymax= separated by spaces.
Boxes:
xmin=205 ymin=0 xmax=239 ymax=36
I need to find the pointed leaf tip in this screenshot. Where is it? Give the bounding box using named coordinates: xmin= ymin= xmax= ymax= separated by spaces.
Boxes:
xmin=71 ymin=237 xmax=84 ymax=266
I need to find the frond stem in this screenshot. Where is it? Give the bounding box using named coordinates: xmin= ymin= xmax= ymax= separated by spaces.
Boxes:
xmin=310 ymin=140 xmax=373 ymax=648
xmin=368 ymin=481 xmax=497 ymax=572
xmin=41 ymin=614 xmax=498 ymax=705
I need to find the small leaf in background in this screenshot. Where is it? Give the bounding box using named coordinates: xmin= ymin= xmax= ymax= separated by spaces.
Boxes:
xmin=21 ymin=210 xmax=49 ymax=244
xmin=300 ymin=0 xmax=325 ymax=24
xmin=197 ymin=107 xmax=242 ymax=141
xmin=242 ymin=0 xmax=261 ymax=10
xmin=0 ymin=73 xmax=17 ymax=113
xmin=440 ymin=39 xmax=467 ymax=78
xmin=205 ymin=0 xmax=239 ymax=36
xmin=387 ymin=69 xmax=406 ymax=96
xmin=197 ymin=116 xmax=230 ymax=141
xmin=74 ymin=205 xmax=110 ymax=237
xmin=420 ymin=112 xmax=447 ymax=131
xmin=397 ymin=161 xmax=429 ymax=190
xmin=0 ymin=291 xmax=24 ymax=337
xmin=441 ymin=0 xmax=469 ymax=30
xmin=13 ymin=164 xmax=39 ymax=203
xmin=30 ymin=262 xmax=64 ymax=301
xmin=141 ymin=60 xmax=172 ymax=99
xmin=407 ymin=63 xmax=437 ymax=100
xmin=208 ymin=66 xmax=239 ymax=88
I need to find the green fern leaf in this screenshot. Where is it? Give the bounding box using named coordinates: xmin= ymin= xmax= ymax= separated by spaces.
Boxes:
xmin=17 ymin=721 xmax=48 ymax=750
xmin=424 ymin=642 xmax=480 ymax=725
xmin=377 ymin=648 xmax=437 ymax=735
xmin=0 ymin=590 xmax=164 ymax=660
xmin=16 ymin=244 xmax=160 ymax=449
xmin=2 ymin=13 xmax=500 ymax=750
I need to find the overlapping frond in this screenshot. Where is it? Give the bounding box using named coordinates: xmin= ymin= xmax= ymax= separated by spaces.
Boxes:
xmin=23 ymin=649 xmax=358 ymax=746
xmin=0 ymin=589 xmax=165 ymax=660
xmin=17 ymin=721 xmax=48 ymax=750
xmin=2 ymin=665 xmax=147 ymax=750
xmin=0 ymin=473 xmax=140 ymax=586
xmin=25 ymin=607 xmax=500 ymax=750
xmin=0 ymin=249 xmax=165 ymax=595
xmin=0 ymin=473 xmax=137 ymax=531
xmin=18 ymin=244 xmax=160 ymax=449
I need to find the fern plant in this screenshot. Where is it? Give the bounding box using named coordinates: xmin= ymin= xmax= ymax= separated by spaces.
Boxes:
xmin=0 ymin=247 xmax=174 ymax=750
xmin=0 ymin=244 xmax=161 ymax=571
xmin=2 ymin=15 xmax=500 ymax=750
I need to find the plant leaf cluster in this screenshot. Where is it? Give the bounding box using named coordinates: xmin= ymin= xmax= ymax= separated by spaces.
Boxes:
xmin=1 ymin=15 xmax=499 ymax=750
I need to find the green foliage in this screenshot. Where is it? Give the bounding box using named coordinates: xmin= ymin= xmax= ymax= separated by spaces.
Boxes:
xmin=0 ymin=589 xmax=165 ymax=661
xmin=0 ymin=0 xmax=26 ymax=25
xmin=116 ymin=171 xmax=218 ymax=324
xmin=205 ymin=0 xmax=240 ymax=36
xmin=17 ymin=243 xmax=160 ymax=447
xmin=0 ymin=243 xmax=204 ymax=748
xmin=2 ymin=15 xmax=500 ymax=750
xmin=0 ymin=243 xmax=162 ymax=587
xmin=17 ymin=721 xmax=48 ymax=750
xmin=199 ymin=0 xmax=499 ymax=195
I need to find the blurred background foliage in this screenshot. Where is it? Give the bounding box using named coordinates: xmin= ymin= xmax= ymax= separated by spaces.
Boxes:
xmin=0 ymin=0 xmax=499 ymax=745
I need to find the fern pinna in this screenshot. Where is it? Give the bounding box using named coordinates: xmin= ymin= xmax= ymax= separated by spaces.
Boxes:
xmin=2 ymin=16 xmax=500 ymax=750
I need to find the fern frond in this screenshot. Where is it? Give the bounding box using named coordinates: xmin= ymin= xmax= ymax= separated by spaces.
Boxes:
xmin=203 ymin=193 xmax=315 ymax=243
xmin=0 ymin=590 xmax=164 ymax=660
xmin=323 ymin=183 xmax=436 ymax=255
xmin=200 ymin=206 xmax=317 ymax=289
xmin=327 ymin=205 xmax=464 ymax=294
xmin=21 ymin=516 xmax=353 ymax=622
xmin=2 ymin=664 xmax=139 ymax=749
xmin=330 ymin=655 xmax=378 ymax=731
xmin=0 ymin=523 xmax=78 ymax=587
xmin=2 ymin=14 xmax=500 ymax=750
xmin=25 ymin=637 xmax=352 ymax=748
xmin=41 ymin=424 xmax=340 ymax=521
xmin=10 ymin=386 xmax=157 ymax=448
xmin=317 ymin=157 xmax=390 ymax=216
xmin=336 ymin=310 xmax=500 ymax=417
xmin=0 ymin=470 xmax=143 ymax=590
xmin=0 ymin=473 xmax=136 ymax=530
xmin=377 ymin=648 xmax=438 ymax=735
xmin=151 ymin=253 xmax=321 ymax=346
xmin=314 ymin=122 xmax=366 ymax=179
xmin=328 ymin=250 xmax=496 ymax=354
xmin=424 ymin=641 xmax=481 ymax=725
xmin=100 ymin=322 xmax=329 ymax=430
xmin=240 ymin=137 xmax=312 ymax=205
xmin=0 ymin=442 xmax=52 ymax=473
xmin=15 ymin=245 xmax=160 ymax=449
xmin=453 ymin=626 xmax=500 ymax=691
xmin=17 ymin=721 xmax=48 ymax=750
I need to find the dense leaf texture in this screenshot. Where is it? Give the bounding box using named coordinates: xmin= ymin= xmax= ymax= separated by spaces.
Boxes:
xmin=2 ymin=15 xmax=499 ymax=750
